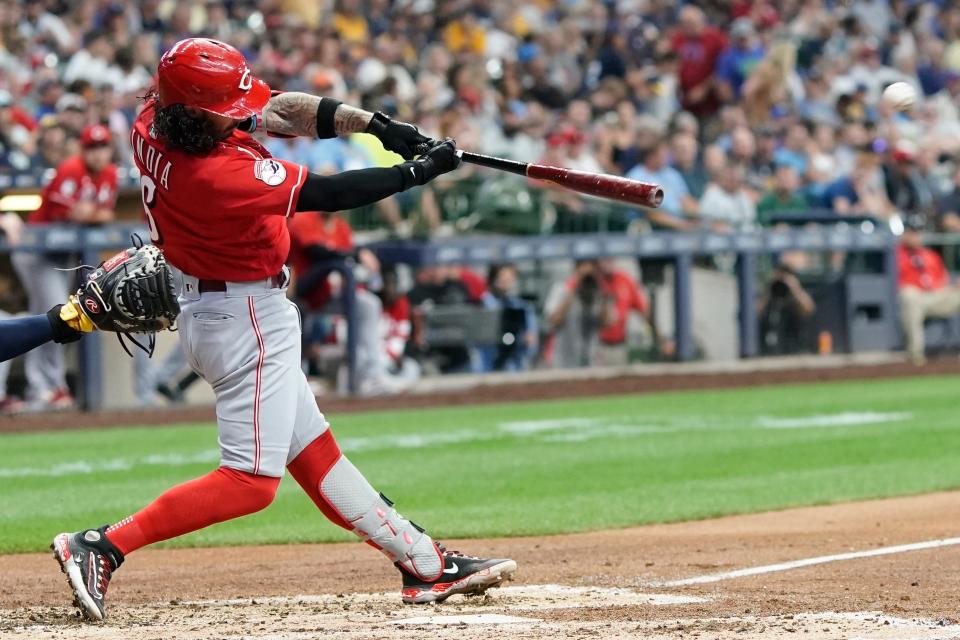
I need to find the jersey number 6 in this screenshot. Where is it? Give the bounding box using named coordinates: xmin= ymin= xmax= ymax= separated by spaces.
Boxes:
xmin=140 ymin=174 xmax=162 ymax=243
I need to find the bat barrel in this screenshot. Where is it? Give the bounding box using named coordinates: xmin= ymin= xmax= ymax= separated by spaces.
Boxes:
xmin=525 ymin=164 xmax=664 ymax=209
xmin=458 ymin=151 xmax=663 ymax=209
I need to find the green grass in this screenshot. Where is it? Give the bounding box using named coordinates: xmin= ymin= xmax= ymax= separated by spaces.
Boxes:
xmin=3 ymin=375 xmax=960 ymax=554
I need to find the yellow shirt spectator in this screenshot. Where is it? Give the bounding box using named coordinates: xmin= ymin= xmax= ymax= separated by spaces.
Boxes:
xmin=333 ymin=11 xmax=368 ymax=44
xmin=443 ymin=19 xmax=485 ymax=55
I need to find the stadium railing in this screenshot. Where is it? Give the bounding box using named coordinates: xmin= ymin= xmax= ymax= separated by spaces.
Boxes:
xmin=0 ymin=223 xmax=898 ymax=409
xmin=367 ymin=225 xmax=898 ymax=362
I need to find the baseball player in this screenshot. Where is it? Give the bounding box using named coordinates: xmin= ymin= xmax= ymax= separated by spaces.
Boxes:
xmin=11 ymin=123 xmax=117 ymax=409
xmin=52 ymin=38 xmax=516 ymax=622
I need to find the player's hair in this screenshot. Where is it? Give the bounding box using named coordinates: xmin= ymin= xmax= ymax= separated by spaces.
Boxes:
xmin=151 ymin=102 xmax=221 ymax=155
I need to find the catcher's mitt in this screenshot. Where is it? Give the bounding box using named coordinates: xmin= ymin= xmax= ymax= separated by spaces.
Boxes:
xmin=77 ymin=243 xmax=180 ymax=355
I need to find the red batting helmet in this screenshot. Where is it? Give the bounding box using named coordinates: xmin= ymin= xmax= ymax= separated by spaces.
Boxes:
xmin=157 ymin=38 xmax=270 ymax=119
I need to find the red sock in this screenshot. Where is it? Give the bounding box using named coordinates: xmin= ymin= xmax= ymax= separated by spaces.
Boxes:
xmin=287 ymin=429 xmax=352 ymax=530
xmin=105 ymin=467 xmax=279 ymax=556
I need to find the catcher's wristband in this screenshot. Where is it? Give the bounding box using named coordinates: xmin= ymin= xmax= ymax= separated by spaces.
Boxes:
xmin=60 ymin=295 xmax=96 ymax=334
xmin=47 ymin=299 xmax=91 ymax=344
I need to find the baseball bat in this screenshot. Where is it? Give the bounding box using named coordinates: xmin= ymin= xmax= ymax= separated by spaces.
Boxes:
xmin=457 ymin=150 xmax=664 ymax=209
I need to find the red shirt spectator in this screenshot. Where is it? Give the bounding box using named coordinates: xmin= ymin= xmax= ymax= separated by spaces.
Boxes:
xmin=556 ymin=267 xmax=648 ymax=345
xmin=671 ymin=6 xmax=728 ymax=117
xmin=288 ymin=211 xmax=353 ymax=309
xmin=599 ymin=269 xmax=649 ymax=344
xmin=898 ymin=243 xmax=949 ymax=291
xmin=458 ymin=267 xmax=488 ymax=302
xmin=30 ymin=124 xmax=117 ymax=224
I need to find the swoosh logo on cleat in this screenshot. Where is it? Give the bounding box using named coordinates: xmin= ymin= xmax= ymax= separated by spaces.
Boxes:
xmin=443 ymin=562 xmax=459 ymax=574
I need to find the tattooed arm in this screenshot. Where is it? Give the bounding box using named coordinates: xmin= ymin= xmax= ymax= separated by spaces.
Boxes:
xmin=261 ymin=92 xmax=374 ymax=138
xmin=261 ymin=92 xmax=433 ymax=160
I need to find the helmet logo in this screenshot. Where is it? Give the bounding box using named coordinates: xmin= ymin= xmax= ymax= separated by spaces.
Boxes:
xmin=239 ymin=69 xmax=252 ymax=92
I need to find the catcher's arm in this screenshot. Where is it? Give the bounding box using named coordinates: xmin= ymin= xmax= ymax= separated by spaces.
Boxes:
xmin=0 ymin=306 xmax=90 ymax=363
xmin=260 ymin=92 xmax=432 ymax=160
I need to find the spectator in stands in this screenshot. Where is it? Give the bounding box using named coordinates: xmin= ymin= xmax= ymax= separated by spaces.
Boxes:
xmin=288 ymin=210 xmax=413 ymax=395
xmin=936 ymin=165 xmax=960 ymax=232
xmin=671 ymin=5 xmax=727 ymax=119
xmin=825 ymin=152 xmax=893 ymax=218
xmin=757 ymin=164 xmax=809 ymax=226
xmin=479 ymin=263 xmax=537 ymax=372
xmin=0 ymin=91 xmax=33 ymax=174
xmin=626 ymin=139 xmax=699 ymax=230
xmin=772 ymin=123 xmax=810 ymax=180
xmin=32 ymin=122 xmax=71 ymax=170
xmin=716 ymin=18 xmax=765 ymax=103
xmin=797 ymin=68 xmax=839 ymax=126
xmin=758 ymin=256 xmax=817 ymax=356
xmin=54 ymin=93 xmax=88 ymax=137
xmin=11 ymin=124 xmax=116 ymax=410
xmin=806 ymin=122 xmax=840 ymax=202
xmin=670 ymin=131 xmax=707 ymax=199
xmin=897 ymin=218 xmax=960 ymax=365
xmin=544 ymin=259 xmax=648 ymax=369
xmin=727 ymin=125 xmax=769 ymax=194
xmin=699 ymin=163 xmax=756 ymax=231
xmin=840 ymin=39 xmax=903 ymax=105
xmin=883 ymin=139 xmax=936 ymax=219
xmin=63 ymin=30 xmax=124 ymax=91
xmin=34 ymin=80 xmax=63 ymax=121
xmin=742 ymin=42 xmax=799 ymax=128
xmin=18 ymin=0 xmax=74 ymax=55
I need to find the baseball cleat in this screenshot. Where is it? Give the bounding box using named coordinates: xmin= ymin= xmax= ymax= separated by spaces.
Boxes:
xmin=51 ymin=526 xmax=124 ymax=621
xmin=398 ymin=544 xmax=517 ymax=604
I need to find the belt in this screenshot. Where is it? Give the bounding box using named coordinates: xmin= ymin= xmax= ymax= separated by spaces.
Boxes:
xmin=198 ymin=273 xmax=285 ymax=293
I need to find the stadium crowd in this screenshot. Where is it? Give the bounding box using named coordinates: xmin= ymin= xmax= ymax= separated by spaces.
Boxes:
xmin=4 ymin=0 xmax=960 ymax=403
xmin=3 ymin=0 xmax=960 ymax=231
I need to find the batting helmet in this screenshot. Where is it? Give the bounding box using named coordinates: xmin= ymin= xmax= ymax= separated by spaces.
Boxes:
xmin=157 ymin=38 xmax=270 ymax=119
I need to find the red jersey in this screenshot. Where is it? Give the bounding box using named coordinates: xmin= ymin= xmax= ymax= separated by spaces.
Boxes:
xmin=598 ymin=270 xmax=648 ymax=344
xmin=670 ymin=27 xmax=727 ymax=114
xmin=898 ymin=244 xmax=949 ymax=291
xmin=131 ymin=102 xmax=307 ymax=281
xmin=30 ymin=155 xmax=118 ymax=224
xmin=288 ymin=211 xmax=353 ymax=309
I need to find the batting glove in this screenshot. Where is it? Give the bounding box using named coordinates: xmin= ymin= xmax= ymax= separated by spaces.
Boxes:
xmin=367 ymin=112 xmax=433 ymax=160
xmin=399 ymin=138 xmax=461 ymax=188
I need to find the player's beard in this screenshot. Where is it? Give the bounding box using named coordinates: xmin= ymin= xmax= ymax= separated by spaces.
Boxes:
xmin=152 ymin=104 xmax=228 ymax=155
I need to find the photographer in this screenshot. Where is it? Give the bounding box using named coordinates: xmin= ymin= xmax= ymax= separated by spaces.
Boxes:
xmin=544 ymin=259 xmax=648 ymax=368
xmin=758 ymin=257 xmax=817 ymax=355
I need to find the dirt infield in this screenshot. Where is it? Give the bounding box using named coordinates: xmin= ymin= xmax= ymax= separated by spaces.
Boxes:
xmin=3 ymin=491 xmax=960 ymax=639
xmin=3 ymin=357 xmax=959 ymax=434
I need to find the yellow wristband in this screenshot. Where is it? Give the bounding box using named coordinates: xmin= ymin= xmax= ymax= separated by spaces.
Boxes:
xmin=60 ymin=296 xmax=96 ymax=333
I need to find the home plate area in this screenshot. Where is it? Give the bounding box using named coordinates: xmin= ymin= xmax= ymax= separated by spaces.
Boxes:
xmin=4 ymin=585 xmax=960 ymax=640
xmin=4 ymin=493 xmax=960 ymax=640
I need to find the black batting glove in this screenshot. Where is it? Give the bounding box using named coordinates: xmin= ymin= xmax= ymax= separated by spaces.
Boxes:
xmin=398 ymin=138 xmax=461 ymax=189
xmin=367 ymin=111 xmax=432 ymax=160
